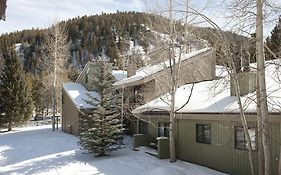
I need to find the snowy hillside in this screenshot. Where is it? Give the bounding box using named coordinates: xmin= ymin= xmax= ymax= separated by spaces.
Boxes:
xmin=0 ymin=125 xmax=226 ymax=175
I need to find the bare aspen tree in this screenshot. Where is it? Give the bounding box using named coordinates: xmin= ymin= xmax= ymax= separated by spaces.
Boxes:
xmin=226 ymin=0 xmax=281 ymax=174
xmin=142 ymin=0 xmax=214 ymax=163
xmin=42 ymin=23 xmax=69 ymax=131
xmin=143 ymin=0 xmax=279 ymax=168
xmin=141 ymin=0 xmax=212 ymax=163
xmin=167 ymin=0 xmax=177 ymax=163
xmin=201 ymin=23 xmax=257 ymax=174
xmin=226 ymin=60 xmax=256 ymax=175
xmin=256 ymin=1 xmax=271 ymax=174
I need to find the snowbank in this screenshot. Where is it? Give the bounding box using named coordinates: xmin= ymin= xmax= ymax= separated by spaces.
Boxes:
xmin=144 ymin=167 xmax=186 ymax=175
xmin=0 ymin=125 xmax=226 ymax=175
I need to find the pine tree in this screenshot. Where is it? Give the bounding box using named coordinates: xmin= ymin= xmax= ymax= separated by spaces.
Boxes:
xmin=0 ymin=46 xmax=33 ymax=131
xmin=0 ymin=50 xmax=4 ymax=126
xmin=0 ymin=49 xmax=4 ymax=74
xmin=79 ymin=60 xmax=123 ymax=157
xmin=266 ymin=16 xmax=281 ymax=60
xmin=32 ymin=76 xmax=46 ymax=115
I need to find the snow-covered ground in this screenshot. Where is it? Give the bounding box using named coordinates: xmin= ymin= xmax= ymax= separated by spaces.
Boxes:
xmin=0 ymin=125 xmax=226 ymax=175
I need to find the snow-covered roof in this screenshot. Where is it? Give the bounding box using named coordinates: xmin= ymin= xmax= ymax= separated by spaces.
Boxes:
xmin=14 ymin=43 xmax=22 ymax=52
xmin=63 ymin=82 xmax=99 ymax=109
xmin=114 ymin=47 xmax=211 ymax=87
xmin=133 ymin=60 xmax=281 ymax=114
xmin=112 ymin=70 xmax=127 ymax=81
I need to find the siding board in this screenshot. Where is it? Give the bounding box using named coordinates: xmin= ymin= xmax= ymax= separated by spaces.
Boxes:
xmin=141 ymin=113 xmax=281 ymax=175
xmin=62 ymin=88 xmax=80 ymax=136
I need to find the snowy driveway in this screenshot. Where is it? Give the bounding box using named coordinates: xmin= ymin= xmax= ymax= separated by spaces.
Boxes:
xmin=0 ymin=125 xmax=226 ymax=175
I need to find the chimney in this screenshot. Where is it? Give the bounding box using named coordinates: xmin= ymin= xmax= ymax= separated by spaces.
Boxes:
xmin=127 ymin=55 xmax=137 ymax=77
xmin=230 ymin=71 xmax=257 ymax=96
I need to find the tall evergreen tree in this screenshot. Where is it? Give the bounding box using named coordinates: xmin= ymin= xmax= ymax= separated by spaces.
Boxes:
xmin=0 ymin=49 xmax=4 ymax=74
xmin=31 ymin=76 xmax=46 ymax=115
xmin=79 ymin=60 xmax=123 ymax=157
xmin=266 ymin=16 xmax=281 ymax=60
xmin=0 ymin=46 xmax=33 ymax=131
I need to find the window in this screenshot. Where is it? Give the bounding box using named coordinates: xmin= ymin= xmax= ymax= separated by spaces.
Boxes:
xmin=235 ymin=126 xmax=256 ymax=151
xmin=133 ymin=86 xmax=144 ymax=104
xmin=85 ymin=68 xmax=89 ymax=84
xmin=196 ymin=124 xmax=211 ymax=144
xmin=134 ymin=85 xmax=141 ymax=95
xmin=138 ymin=120 xmax=148 ymax=134
xmin=85 ymin=73 xmax=88 ymax=83
xmin=158 ymin=122 xmax=169 ymax=137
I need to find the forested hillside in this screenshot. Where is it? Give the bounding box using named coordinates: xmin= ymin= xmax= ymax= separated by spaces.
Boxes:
xmin=0 ymin=12 xmax=152 ymax=74
xmin=1 ymin=12 xmax=278 ymax=77
xmin=0 ymin=11 xmax=280 ymax=130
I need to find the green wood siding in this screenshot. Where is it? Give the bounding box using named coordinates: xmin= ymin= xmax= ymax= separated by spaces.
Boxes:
xmin=177 ymin=119 xmax=280 ymax=175
xmin=270 ymin=122 xmax=281 ymax=175
xmin=146 ymin=117 xmax=177 ymax=142
xmin=62 ymin=89 xmax=80 ymax=136
xmin=141 ymin=113 xmax=281 ymax=175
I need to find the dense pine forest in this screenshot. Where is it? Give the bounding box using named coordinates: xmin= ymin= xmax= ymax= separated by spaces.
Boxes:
xmin=0 ymin=12 xmax=153 ymax=76
xmin=0 ymin=12 xmax=279 ymax=77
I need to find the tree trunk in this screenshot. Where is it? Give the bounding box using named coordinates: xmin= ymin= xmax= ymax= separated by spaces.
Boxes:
xmin=257 ymin=74 xmax=265 ymax=175
xmin=232 ymin=73 xmax=255 ymax=175
xmin=52 ymin=27 xmax=58 ymax=131
xmin=8 ymin=120 xmax=12 ymax=131
xmin=51 ymin=86 xmax=56 ymax=131
xmin=168 ymin=0 xmax=177 ymax=163
xmin=256 ymin=0 xmax=271 ymax=174
xmin=169 ymin=87 xmax=176 ymax=163
xmin=121 ymin=86 xmax=124 ymax=133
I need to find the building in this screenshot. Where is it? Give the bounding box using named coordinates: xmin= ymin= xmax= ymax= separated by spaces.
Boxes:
xmin=132 ymin=60 xmax=281 ymax=175
xmin=61 ymin=61 xmax=127 ymax=135
xmin=114 ymin=47 xmax=216 ymax=133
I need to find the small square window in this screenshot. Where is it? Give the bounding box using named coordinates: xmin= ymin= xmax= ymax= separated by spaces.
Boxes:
xmin=196 ymin=124 xmax=211 ymax=144
xmin=234 ymin=126 xmax=256 ymax=151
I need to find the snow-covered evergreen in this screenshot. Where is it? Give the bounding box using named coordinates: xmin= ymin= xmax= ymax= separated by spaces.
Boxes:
xmin=79 ymin=60 xmax=123 ymax=157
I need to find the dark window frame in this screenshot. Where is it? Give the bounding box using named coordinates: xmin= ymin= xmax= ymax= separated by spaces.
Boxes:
xmin=85 ymin=73 xmax=88 ymax=84
xmin=138 ymin=120 xmax=148 ymax=134
xmin=158 ymin=122 xmax=169 ymax=137
xmin=85 ymin=68 xmax=89 ymax=84
xmin=196 ymin=124 xmax=211 ymax=144
xmin=234 ymin=126 xmax=256 ymax=151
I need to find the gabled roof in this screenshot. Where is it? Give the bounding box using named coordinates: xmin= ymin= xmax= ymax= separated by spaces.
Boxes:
xmin=112 ymin=70 xmax=128 ymax=81
xmin=63 ymin=82 xmax=99 ymax=110
xmin=133 ymin=60 xmax=281 ymax=114
xmin=76 ymin=61 xmax=127 ymax=83
xmin=64 ymin=63 xmax=127 ymax=110
xmin=114 ymin=47 xmax=211 ymax=88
